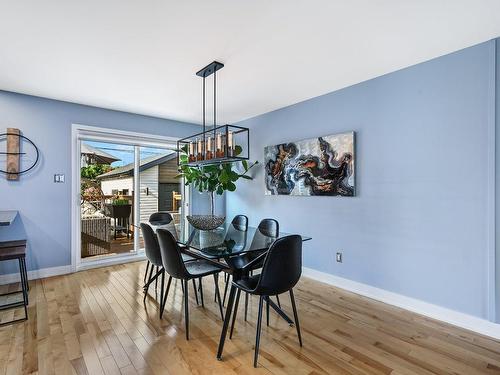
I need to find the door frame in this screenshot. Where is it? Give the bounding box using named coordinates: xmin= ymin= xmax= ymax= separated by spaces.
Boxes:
xmin=71 ymin=123 xmax=189 ymax=272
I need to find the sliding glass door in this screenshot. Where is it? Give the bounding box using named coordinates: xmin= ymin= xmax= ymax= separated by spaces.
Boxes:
xmin=76 ymin=129 xmax=184 ymax=265
xmin=80 ymin=140 xmax=137 ymax=260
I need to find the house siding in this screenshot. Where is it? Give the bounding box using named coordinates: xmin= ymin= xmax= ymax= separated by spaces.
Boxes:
xmin=101 ymin=177 xmax=133 ymax=196
xmin=158 ymin=158 xmax=179 ymax=183
xmin=139 ymin=165 xmax=159 ymax=224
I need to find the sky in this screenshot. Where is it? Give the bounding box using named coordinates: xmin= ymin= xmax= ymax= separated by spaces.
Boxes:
xmin=83 ymin=140 xmax=173 ymax=167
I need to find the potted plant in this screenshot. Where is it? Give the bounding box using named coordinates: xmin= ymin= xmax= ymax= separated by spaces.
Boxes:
xmin=177 ymin=150 xmax=258 ymax=230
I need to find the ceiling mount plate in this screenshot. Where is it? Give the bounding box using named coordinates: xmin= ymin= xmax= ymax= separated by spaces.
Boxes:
xmin=196 ymin=61 xmax=224 ymax=77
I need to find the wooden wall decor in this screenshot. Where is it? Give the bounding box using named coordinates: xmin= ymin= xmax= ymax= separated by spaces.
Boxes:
xmin=0 ymin=128 xmax=40 ymax=180
xmin=6 ymin=128 xmax=20 ymax=180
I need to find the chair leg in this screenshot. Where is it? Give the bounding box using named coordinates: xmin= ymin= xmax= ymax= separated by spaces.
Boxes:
xmin=159 ymin=270 xmax=165 ymax=316
xmin=21 ymin=258 xmax=29 ymax=304
xmin=229 ymin=289 xmax=241 ymax=339
xmin=184 ymin=279 xmax=189 ymax=340
xmin=254 ymin=296 xmax=264 ymax=368
xmin=222 ymin=273 xmax=230 ymax=306
xmin=244 ymin=292 xmax=249 ymax=321
xmin=276 ymin=294 xmax=281 ymax=308
xmin=160 ymin=276 xmax=172 ymax=319
xmin=266 ymin=297 xmax=270 ymax=326
xmin=181 ymin=279 xmax=184 ymax=294
xmin=144 ymin=261 xmax=150 ymax=283
xmin=155 ymin=266 xmax=159 ymax=293
xmin=213 ymin=274 xmax=224 ymax=320
xmin=143 ymin=265 xmax=154 ymax=303
xmin=190 ymin=279 xmax=198 ymax=305
xmin=289 ymin=289 xmax=302 ymax=347
xmin=216 ymin=285 xmax=236 ymax=360
xmin=199 ymin=277 xmax=204 ymax=307
xmin=18 ymin=258 xmax=28 ymax=322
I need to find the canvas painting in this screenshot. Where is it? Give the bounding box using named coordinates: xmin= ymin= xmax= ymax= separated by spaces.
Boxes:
xmin=264 ymin=132 xmax=355 ymax=196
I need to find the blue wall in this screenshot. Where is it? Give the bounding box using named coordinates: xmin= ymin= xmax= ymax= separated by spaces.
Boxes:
xmin=228 ymin=40 xmax=498 ymax=320
xmin=0 ymin=91 xmax=200 ymax=273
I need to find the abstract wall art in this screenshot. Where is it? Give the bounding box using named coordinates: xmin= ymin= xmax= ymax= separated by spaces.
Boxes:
xmin=264 ymin=131 xmax=355 ymax=196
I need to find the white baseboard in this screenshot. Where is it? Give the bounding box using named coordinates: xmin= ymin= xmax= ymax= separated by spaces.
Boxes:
xmin=302 ymin=267 xmax=500 ymax=340
xmin=0 ymin=254 xmax=148 ymax=285
xmin=77 ymin=253 xmax=146 ymax=271
xmin=0 ymin=265 xmax=72 ymax=285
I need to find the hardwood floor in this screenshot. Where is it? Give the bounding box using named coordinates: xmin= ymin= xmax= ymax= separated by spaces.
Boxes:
xmin=0 ymin=261 xmax=499 ymax=374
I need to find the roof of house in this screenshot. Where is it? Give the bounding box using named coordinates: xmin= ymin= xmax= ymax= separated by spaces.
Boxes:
xmin=96 ymin=152 xmax=176 ymax=180
xmin=81 ymin=143 xmax=120 ymax=164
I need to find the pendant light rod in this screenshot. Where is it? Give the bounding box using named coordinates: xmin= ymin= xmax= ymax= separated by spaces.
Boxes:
xmin=214 ymin=68 xmax=216 ymax=128
xmin=213 ymin=68 xmax=217 ymax=145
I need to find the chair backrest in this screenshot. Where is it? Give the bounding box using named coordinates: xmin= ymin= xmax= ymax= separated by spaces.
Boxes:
xmin=254 ymin=235 xmax=302 ymax=295
xmin=140 ymin=223 xmax=163 ymax=266
xmin=231 ymin=215 xmax=248 ymax=231
xmin=258 ymin=218 xmax=279 ymax=237
xmin=156 ymin=228 xmax=188 ymax=279
xmin=149 ymin=212 xmax=173 ymax=225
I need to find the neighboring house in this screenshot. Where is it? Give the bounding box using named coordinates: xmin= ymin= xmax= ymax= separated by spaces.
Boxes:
xmin=81 ymin=143 xmax=120 ymax=166
xmin=97 ymin=153 xmax=181 ymax=223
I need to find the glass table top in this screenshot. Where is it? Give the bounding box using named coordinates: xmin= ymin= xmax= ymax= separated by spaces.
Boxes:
xmin=174 ymin=221 xmax=311 ymax=258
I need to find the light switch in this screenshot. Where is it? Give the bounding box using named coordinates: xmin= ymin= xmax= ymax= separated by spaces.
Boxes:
xmin=54 ymin=174 xmax=65 ymax=183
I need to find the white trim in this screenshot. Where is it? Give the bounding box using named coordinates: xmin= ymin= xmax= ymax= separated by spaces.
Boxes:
xmin=302 ymin=267 xmax=500 ymax=340
xmin=133 ymin=145 xmax=141 ymax=252
xmin=76 ymin=253 xmax=147 ymax=272
xmin=71 ymin=123 xmax=181 ymax=271
xmin=486 ymin=39 xmax=497 ymax=322
xmin=0 ymin=265 xmax=72 ymax=285
xmin=73 ymin=123 xmax=179 ymax=149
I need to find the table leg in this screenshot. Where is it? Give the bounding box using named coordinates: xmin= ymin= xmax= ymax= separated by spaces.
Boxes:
xmin=217 ymin=285 xmax=236 ymax=360
xmin=267 ymin=297 xmax=294 ymax=326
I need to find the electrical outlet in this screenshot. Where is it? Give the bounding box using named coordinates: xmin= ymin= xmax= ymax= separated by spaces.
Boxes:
xmin=336 ymin=252 xmax=343 ymax=263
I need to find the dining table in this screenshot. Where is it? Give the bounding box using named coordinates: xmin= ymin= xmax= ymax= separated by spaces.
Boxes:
xmin=174 ymin=220 xmax=312 ymax=326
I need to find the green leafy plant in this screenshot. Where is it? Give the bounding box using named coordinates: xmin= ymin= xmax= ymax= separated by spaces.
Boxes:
xmin=176 ymin=146 xmax=258 ymax=215
xmin=112 ymin=199 xmax=130 ymax=206
xmin=81 ymin=164 xmax=113 ymax=180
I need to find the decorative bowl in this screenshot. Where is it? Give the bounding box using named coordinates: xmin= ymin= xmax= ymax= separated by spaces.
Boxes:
xmin=187 ymin=215 xmax=226 ymax=230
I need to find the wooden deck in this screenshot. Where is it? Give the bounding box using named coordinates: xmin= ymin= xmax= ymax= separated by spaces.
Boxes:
xmin=0 ymin=261 xmax=499 ymax=374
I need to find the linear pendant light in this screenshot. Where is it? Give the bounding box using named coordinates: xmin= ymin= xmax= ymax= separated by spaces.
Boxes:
xmin=177 ymin=61 xmax=250 ymax=166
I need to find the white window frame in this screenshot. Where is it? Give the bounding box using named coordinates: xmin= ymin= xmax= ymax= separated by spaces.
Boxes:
xmin=71 ymin=123 xmax=189 ymax=272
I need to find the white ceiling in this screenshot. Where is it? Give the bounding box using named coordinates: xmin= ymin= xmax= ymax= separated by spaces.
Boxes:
xmin=1 ymin=0 xmax=500 ymax=125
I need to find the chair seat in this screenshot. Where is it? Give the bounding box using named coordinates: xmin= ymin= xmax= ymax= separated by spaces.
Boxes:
xmin=0 ymin=245 xmax=26 ymax=261
xmin=182 ymin=253 xmax=196 ymax=262
xmin=233 ymin=274 xmax=260 ymax=293
xmin=185 ymin=260 xmax=223 ymax=278
xmin=225 ymin=251 xmax=265 ymax=271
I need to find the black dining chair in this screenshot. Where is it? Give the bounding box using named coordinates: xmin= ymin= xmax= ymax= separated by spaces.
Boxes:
xmin=217 ymin=235 xmax=303 ymax=367
xmin=144 ymin=212 xmax=173 ymax=284
xmin=223 ymin=218 xmax=280 ymax=320
xmin=231 ymin=215 xmax=248 ymax=231
xmin=144 ymin=212 xmax=195 ymax=283
xmin=141 ymin=223 xmax=165 ymax=304
xmin=220 ymin=215 xmax=248 ymax=301
xmin=156 ymin=228 xmax=226 ymax=340
xmin=141 ymin=223 xmax=198 ymax=306
xmin=148 ymin=211 xmax=173 ymax=226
